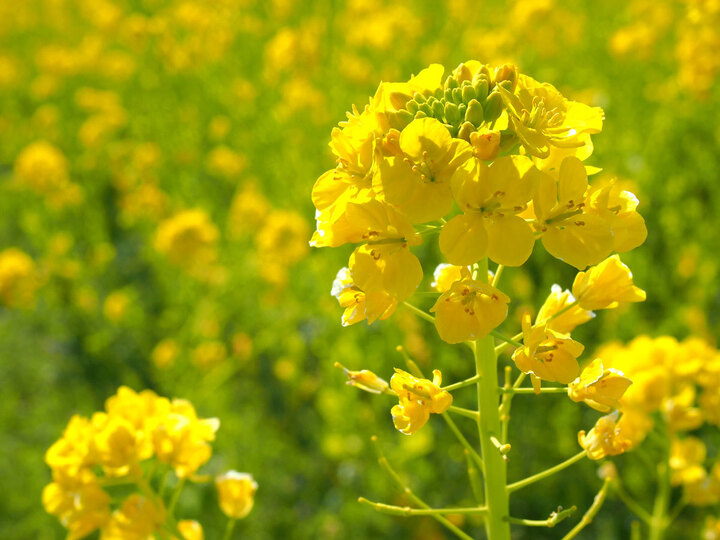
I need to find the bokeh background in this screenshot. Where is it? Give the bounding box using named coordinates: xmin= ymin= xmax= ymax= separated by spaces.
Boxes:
xmin=1 ymin=0 xmax=719 ymax=538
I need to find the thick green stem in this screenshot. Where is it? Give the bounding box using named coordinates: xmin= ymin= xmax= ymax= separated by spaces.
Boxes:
xmin=475 ymin=260 xmax=510 ymax=540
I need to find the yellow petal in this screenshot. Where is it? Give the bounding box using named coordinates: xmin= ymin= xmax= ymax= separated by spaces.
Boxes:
xmin=439 ymin=214 xmax=488 ymax=266
xmin=542 ymin=214 xmax=613 ymax=269
xmin=486 ymin=215 xmax=535 ymax=266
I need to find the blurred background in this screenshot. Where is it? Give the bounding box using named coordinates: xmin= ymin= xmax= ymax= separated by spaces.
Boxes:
xmin=0 ymin=0 xmax=718 ymax=538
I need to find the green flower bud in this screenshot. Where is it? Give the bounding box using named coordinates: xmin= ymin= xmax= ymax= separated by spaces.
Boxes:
xmin=406 ymin=100 xmax=419 ymax=114
xmin=465 ymin=99 xmax=485 ymax=126
xmin=418 ymin=102 xmax=432 ymax=116
xmin=444 ymin=87 xmax=454 ymax=103
xmin=457 ymin=121 xmax=475 ymax=141
xmin=444 ymin=102 xmax=461 ymax=125
xmin=444 ymin=75 xmax=459 ymax=90
xmin=414 ymin=110 xmax=427 ymax=119
xmin=431 ymin=99 xmax=445 ymax=118
xmin=393 ymin=109 xmax=415 ymax=128
xmin=457 ymin=103 xmax=467 ymax=119
xmin=414 ymin=92 xmax=427 ymax=104
xmin=461 ymin=84 xmax=477 ymax=103
xmin=483 ymin=92 xmax=504 ymax=122
xmin=473 ymin=77 xmax=489 ymax=101
xmin=452 ymin=87 xmax=463 ymax=104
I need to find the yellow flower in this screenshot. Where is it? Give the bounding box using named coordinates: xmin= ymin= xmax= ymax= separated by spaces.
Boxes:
xmin=191 ymin=341 xmax=227 ymax=370
xmin=255 ymin=210 xmax=310 ymax=265
xmin=532 ymin=156 xmax=613 ymax=269
xmin=568 ymin=358 xmax=632 ymax=412
xmin=216 ymin=471 xmax=258 ymax=519
xmin=14 ymin=141 xmax=82 ymax=206
xmin=439 ymin=155 xmax=538 ymax=266
xmin=512 ymin=314 xmax=583 ymax=391
xmin=585 ymin=180 xmax=647 ymax=253
xmin=177 ymin=520 xmax=204 ymax=540
xmin=431 ymin=264 xmax=470 ymax=293
xmin=431 ymin=278 xmax=510 ymax=344
xmin=375 ymin=117 xmax=472 ymax=223
xmin=390 ymin=369 xmax=452 ymax=435
xmin=154 ymin=209 xmax=219 ymax=267
xmin=152 ymin=339 xmax=180 ymax=369
xmin=101 ymin=494 xmax=165 ymax=539
xmin=497 ymin=74 xmax=604 ymax=159
xmin=205 ymin=145 xmax=246 ymax=180
xmin=670 ymin=437 xmax=707 ymax=486
xmin=578 ymin=412 xmax=633 ymax=460
xmin=536 ymin=284 xmax=594 ymax=333
xmin=90 ymin=412 xmax=152 ymax=475
xmin=469 ymin=129 xmax=501 ymax=160
xmin=664 ymin=385 xmax=703 ymax=432
xmin=0 ymin=248 xmax=39 ymax=308
xmin=331 ymin=267 xmax=397 ymax=326
xmin=227 ymin=183 xmax=270 ymax=238
xmin=572 ymin=255 xmax=646 ymax=310
xmin=335 ymin=362 xmax=389 ymax=394
xmin=152 ymin=399 xmax=219 ymax=478
xmin=102 ymin=290 xmax=130 ymax=323
xmin=43 ymin=479 xmax=110 ymax=539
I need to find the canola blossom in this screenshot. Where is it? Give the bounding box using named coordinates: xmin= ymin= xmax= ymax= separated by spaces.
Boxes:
xmin=318 ymin=61 xmax=653 ymax=540
xmin=313 ymin=61 xmax=647 ymax=343
xmin=43 ymin=386 xmax=255 ymax=539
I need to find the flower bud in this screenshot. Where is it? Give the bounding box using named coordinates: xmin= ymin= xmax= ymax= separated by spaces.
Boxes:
xmin=216 ymin=471 xmax=258 ymax=520
xmin=464 ymin=99 xmax=485 ymax=127
xmin=482 ymin=91 xmax=504 ymax=122
xmin=335 ymin=362 xmax=389 ymax=394
xmin=444 ymin=102 xmax=461 ymax=125
xmin=457 ymin=121 xmax=475 ymax=141
xmin=470 ymin=129 xmax=501 ymax=160
xmin=451 ymin=87 xmax=463 ymax=104
xmin=494 ymin=64 xmax=518 ymax=92
xmin=473 ymin=76 xmax=489 ymax=101
xmin=461 ymin=84 xmax=476 ymax=103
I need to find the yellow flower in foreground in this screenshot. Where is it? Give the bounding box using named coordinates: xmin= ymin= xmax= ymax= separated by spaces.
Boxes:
xmin=572 ymin=255 xmax=646 ymax=310
xmin=440 ymin=155 xmax=538 ymax=266
xmin=568 ymin=358 xmax=632 ymax=412
xmin=0 ymin=248 xmax=39 ymax=308
xmin=376 ymin=117 xmax=472 ymax=223
xmin=532 ymin=156 xmax=613 ymax=269
xmin=431 ymin=278 xmax=509 ymax=344
xmin=331 ymin=267 xmax=397 ymax=326
xmin=512 ymin=314 xmax=583 ymax=391
xmin=536 ymin=284 xmax=594 ymax=333
xmin=431 ymin=264 xmax=470 ymax=293
xmin=216 ymin=471 xmax=258 ymax=519
xmin=335 ymin=362 xmax=389 ymax=394
xmin=390 ymin=369 xmax=452 ymax=435
xmin=498 ymin=74 xmax=604 ymax=159
xmin=578 ymin=412 xmax=633 ymax=460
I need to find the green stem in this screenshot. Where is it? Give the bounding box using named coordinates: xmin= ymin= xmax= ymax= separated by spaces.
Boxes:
xmin=402 ymin=302 xmax=435 ymax=323
xmin=359 ymin=498 xmax=487 ymax=516
xmin=501 ymin=387 xmax=567 ymax=394
xmin=447 ymin=405 xmax=480 ymax=421
xmin=443 ymin=374 xmax=481 ymax=392
xmin=167 ymin=477 xmax=186 ymax=517
xmin=222 ymin=518 xmax=237 ymax=540
xmin=613 ymin=482 xmax=652 ymax=524
xmin=475 ymin=258 xmax=510 ymax=540
xmin=443 ymin=413 xmax=485 ymax=474
xmin=370 ymin=437 xmax=473 ymax=540
xmin=490 ymin=330 xmax=523 ymax=348
xmin=507 ymin=450 xmax=587 ymax=493
xmin=562 ymin=479 xmax=611 ymax=540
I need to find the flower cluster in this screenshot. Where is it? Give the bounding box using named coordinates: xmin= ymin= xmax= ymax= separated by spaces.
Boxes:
xmin=315 ymin=61 xmax=646 ymax=342
xmin=43 ymin=386 xmax=256 ymax=538
xmin=594 ymin=336 xmax=720 ymax=503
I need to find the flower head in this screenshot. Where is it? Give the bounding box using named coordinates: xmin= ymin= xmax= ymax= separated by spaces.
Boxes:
xmin=390 ymin=369 xmax=452 ymax=434
xmin=572 ymin=255 xmax=646 ymax=310
xmin=568 ymin=358 xmax=632 ymax=412
xmin=216 ymin=471 xmax=258 ymax=519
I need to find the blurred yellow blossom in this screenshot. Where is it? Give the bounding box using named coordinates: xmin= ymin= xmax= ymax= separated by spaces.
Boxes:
xmin=216 ymin=471 xmax=258 ymax=519
xmin=0 ymin=248 xmax=39 ymax=308
xmin=154 ymin=209 xmax=219 ymax=268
